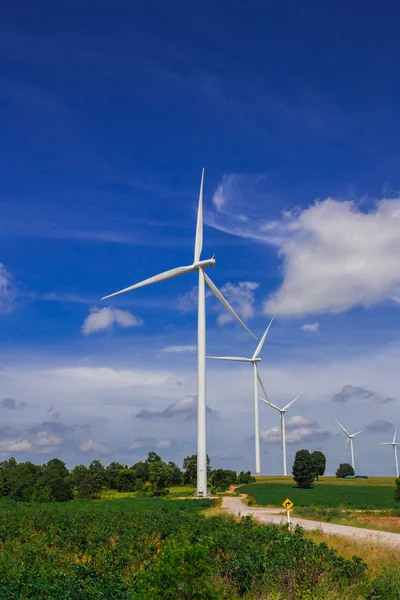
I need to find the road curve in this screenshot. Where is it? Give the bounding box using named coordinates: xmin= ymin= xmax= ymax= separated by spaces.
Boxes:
xmin=222 ymin=496 xmax=400 ymax=549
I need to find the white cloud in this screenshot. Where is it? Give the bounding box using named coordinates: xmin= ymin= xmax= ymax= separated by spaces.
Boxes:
xmin=164 ymin=376 xmax=182 ymax=386
xmin=34 ymin=432 xmax=63 ymax=447
xmin=0 ymin=438 xmax=33 ymax=452
xmin=209 ymin=176 xmax=400 ymax=317
xmin=81 ymin=306 xmax=143 ymax=334
xmin=265 ymin=198 xmax=400 ymax=316
xmin=260 ymin=415 xmax=331 ymax=444
xmin=0 ymin=263 xmax=18 ymax=313
xmin=217 ymin=281 xmax=259 ymax=325
xmin=301 ymin=322 xmax=320 ymax=332
xmin=80 ymin=439 xmax=110 ymax=454
xmin=158 ymin=345 xmax=197 ymax=354
xmin=156 ymin=438 xmax=176 ymax=449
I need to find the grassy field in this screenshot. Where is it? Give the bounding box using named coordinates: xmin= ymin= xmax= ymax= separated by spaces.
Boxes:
xmin=1 ymin=497 xmax=399 ymax=599
xmin=238 ymin=476 xmax=398 ymax=509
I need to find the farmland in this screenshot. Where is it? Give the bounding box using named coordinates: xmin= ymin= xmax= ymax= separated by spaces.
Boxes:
xmin=1 ymin=496 xmax=398 ymax=599
xmin=238 ymin=476 xmax=398 ymax=510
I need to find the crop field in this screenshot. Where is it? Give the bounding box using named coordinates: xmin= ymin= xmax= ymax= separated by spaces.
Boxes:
xmin=1 ymin=497 xmax=398 ymax=599
xmin=238 ymin=477 xmax=398 ymax=509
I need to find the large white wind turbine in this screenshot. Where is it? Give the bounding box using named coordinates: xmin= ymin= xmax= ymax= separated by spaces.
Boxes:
xmin=382 ymin=428 xmax=399 ymax=478
xmin=207 ymin=318 xmax=274 ymax=475
xmin=336 ymin=420 xmax=364 ymax=473
xmin=259 ymin=392 xmax=306 ymax=476
xmin=101 ymin=170 xmax=255 ymax=497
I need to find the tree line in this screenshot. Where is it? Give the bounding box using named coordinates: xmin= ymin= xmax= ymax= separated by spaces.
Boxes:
xmin=0 ymin=452 xmax=254 ymax=502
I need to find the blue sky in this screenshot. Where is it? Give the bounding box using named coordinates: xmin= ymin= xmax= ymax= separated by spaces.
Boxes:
xmin=1 ymin=2 xmax=400 ymax=475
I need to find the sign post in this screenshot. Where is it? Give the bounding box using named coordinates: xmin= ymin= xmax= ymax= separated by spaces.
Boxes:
xmin=282 ymin=498 xmax=294 ymax=529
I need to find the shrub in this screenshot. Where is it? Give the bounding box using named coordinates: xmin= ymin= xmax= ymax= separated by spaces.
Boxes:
xmin=336 ymin=463 xmax=355 ymax=478
xmin=395 ymin=477 xmax=400 ymax=503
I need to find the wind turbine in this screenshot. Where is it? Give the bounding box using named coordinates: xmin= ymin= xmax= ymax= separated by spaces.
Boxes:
xmin=207 ymin=318 xmax=274 ymax=475
xmin=382 ymin=429 xmax=399 ymax=478
xmin=101 ymin=170 xmax=256 ymax=497
xmin=336 ymin=420 xmax=364 ymax=473
xmin=259 ymin=392 xmax=306 ymax=476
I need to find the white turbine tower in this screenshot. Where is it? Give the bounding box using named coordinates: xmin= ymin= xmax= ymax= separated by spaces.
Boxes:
xmin=382 ymin=429 xmax=399 ymax=478
xmin=101 ymin=170 xmax=255 ymax=497
xmin=207 ymin=318 xmax=274 ymax=475
xmin=259 ymin=392 xmax=306 ymax=476
xmin=336 ymin=420 xmax=364 ymax=473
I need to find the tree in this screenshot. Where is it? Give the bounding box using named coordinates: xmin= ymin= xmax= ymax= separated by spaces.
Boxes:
xmin=292 ymin=449 xmax=315 ymax=488
xmin=336 ymin=463 xmax=355 ymax=478
xmin=394 ymin=477 xmax=400 ymax=503
xmin=41 ymin=459 xmax=73 ymax=501
xmin=148 ymin=462 xmax=172 ymax=496
xmin=88 ymin=460 xmax=107 ymax=489
xmin=210 ymin=469 xmax=237 ymax=491
xmin=311 ymin=451 xmax=326 ymax=481
xmin=115 ymin=469 xmax=136 ymax=492
xmin=168 ymin=461 xmax=183 ymax=485
xmin=77 ymin=473 xmax=101 ymax=499
xmin=183 ymin=454 xmax=211 ymax=485
xmin=237 ymin=471 xmax=255 ymax=484
xmin=146 ymin=452 xmax=162 ymax=464
xmin=106 ymin=462 xmax=125 ymax=489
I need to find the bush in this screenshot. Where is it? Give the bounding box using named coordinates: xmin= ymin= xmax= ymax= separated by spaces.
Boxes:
xmin=336 ymin=463 xmax=355 ymax=478
xmin=395 ymin=477 xmax=400 ymax=503
xmin=210 ymin=469 xmax=237 ymax=491
xmin=293 ymin=449 xmax=315 ymax=488
xmin=237 ymin=471 xmax=255 ymax=484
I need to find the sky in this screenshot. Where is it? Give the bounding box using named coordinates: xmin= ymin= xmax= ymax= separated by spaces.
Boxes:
xmin=1 ymin=2 xmax=400 ymax=476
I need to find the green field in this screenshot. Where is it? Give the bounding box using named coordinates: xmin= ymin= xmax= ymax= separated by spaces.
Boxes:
xmin=238 ymin=477 xmax=398 ymax=509
xmin=2 ymin=497 xmax=397 ymax=599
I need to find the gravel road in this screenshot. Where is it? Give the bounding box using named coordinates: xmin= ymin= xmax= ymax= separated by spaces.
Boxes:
xmin=222 ymin=496 xmax=400 ymax=549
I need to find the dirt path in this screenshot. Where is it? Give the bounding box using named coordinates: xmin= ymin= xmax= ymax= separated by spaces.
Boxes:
xmin=222 ymin=496 xmax=400 ymax=549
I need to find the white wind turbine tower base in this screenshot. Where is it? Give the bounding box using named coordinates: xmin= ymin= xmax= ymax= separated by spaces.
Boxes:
xmin=207 ymin=319 xmax=274 ymax=475
xmin=382 ymin=429 xmax=399 ymax=478
xmin=336 ymin=420 xmax=364 ymax=473
xmin=101 ymin=170 xmax=255 ymax=497
xmin=259 ymin=393 xmax=306 ymax=476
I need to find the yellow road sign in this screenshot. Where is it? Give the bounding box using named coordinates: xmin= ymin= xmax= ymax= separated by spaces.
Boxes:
xmin=282 ymin=498 xmax=294 ymax=511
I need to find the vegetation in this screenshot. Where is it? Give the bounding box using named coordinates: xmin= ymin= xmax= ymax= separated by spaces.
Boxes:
xmin=311 ymin=451 xmax=326 ymax=481
xmin=237 ymin=481 xmax=399 ymax=509
xmin=395 ymin=477 xmax=400 ymax=503
xmin=336 ymin=463 xmax=355 ymax=478
xmin=2 ymin=496 xmax=396 ymax=599
xmin=292 ymin=449 xmax=315 ymax=488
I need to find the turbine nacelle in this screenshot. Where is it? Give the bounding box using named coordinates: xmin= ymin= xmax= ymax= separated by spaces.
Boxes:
xmin=194 ymin=256 xmax=216 ymax=270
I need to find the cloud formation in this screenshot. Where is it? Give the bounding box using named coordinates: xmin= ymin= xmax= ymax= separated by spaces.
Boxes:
xmin=260 ymin=415 xmax=331 ymax=445
xmin=300 ymin=322 xmax=320 ymax=333
xmin=158 ymin=345 xmax=197 ymax=354
xmin=81 ymin=306 xmax=143 ymax=334
xmin=217 ymin=281 xmax=259 ymax=325
xmin=0 ymin=263 xmax=18 ymax=313
xmin=366 ymin=420 xmax=394 ymax=434
xmin=209 ymin=177 xmax=400 ymax=316
xmin=331 ymin=385 xmax=394 ymax=404
xmin=135 ymin=394 xmax=216 ymax=420
xmin=80 ymin=439 xmax=111 ymax=454
xmin=1 ymin=398 xmax=27 ymax=410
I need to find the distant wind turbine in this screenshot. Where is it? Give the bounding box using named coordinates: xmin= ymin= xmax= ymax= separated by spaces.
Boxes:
xmin=259 ymin=392 xmax=306 ymax=476
xmin=336 ymin=420 xmax=364 ymax=473
xmin=382 ymin=428 xmax=399 ymax=478
xmin=101 ymin=170 xmax=255 ymax=497
xmin=207 ymin=318 xmax=274 ymax=475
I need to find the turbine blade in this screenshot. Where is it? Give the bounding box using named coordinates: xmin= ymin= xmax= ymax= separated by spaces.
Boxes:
xmin=352 ymin=430 xmax=364 ymax=437
xmin=336 ymin=420 xmax=350 ymax=437
xmin=252 ymin=317 xmax=274 ymax=359
xmin=381 ymin=443 xmax=392 ymax=445
xmin=101 ymin=264 xmax=194 ymax=300
xmin=393 ymin=428 xmax=397 ymax=445
xmin=194 ymin=168 xmax=204 ymax=263
xmin=256 ymin=367 xmax=269 ymax=402
xmin=259 ymin=397 xmax=281 ymax=411
xmin=204 ymin=273 xmax=257 ymax=339
xmin=282 ymin=392 xmax=306 ymax=412
xmin=206 ymin=356 xmax=250 ymax=362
